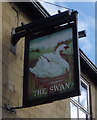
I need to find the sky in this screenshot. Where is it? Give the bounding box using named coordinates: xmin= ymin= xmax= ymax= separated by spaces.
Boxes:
xmin=38 ymin=0 xmax=96 ymax=65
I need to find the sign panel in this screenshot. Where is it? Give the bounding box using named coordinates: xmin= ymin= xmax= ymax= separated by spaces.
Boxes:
xmin=23 ymin=23 xmax=80 ymax=107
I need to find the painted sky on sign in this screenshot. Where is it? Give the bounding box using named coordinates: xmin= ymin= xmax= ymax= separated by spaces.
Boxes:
xmin=39 ymin=1 xmax=95 ymax=65
xmin=30 ymin=28 xmax=72 ymax=49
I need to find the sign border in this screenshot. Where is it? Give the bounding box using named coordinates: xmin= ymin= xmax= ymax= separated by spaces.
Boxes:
xmin=23 ymin=22 xmax=80 ymax=107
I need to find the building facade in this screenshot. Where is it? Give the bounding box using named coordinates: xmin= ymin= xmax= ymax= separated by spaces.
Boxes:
xmin=1 ymin=2 xmax=97 ymax=119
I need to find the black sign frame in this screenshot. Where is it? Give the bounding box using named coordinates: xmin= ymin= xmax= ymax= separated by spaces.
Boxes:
xmin=23 ymin=12 xmax=80 ymax=108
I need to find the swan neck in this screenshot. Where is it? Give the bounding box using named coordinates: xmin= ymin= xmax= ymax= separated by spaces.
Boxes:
xmin=55 ymin=48 xmax=61 ymax=58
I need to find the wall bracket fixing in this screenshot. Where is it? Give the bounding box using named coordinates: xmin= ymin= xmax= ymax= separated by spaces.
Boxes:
xmin=3 ymin=104 xmax=16 ymax=114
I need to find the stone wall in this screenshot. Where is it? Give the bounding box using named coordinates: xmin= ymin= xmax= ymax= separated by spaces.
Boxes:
xmin=0 ymin=2 xmax=2 ymax=120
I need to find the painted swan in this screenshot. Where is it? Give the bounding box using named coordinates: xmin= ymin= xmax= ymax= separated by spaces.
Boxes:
xmin=29 ymin=44 xmax=70 ymax=78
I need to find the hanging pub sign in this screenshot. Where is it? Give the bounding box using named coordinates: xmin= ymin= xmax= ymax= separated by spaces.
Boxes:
xmin=22 ymin=11 xmax=80 ymax=107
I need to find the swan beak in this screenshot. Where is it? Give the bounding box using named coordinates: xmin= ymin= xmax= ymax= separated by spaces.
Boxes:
xmin=64 ymin=46 xmax=69 ymax=50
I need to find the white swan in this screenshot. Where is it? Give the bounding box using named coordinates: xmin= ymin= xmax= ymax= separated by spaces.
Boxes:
xmin=29 ymin=44 xmax=70 ymax=78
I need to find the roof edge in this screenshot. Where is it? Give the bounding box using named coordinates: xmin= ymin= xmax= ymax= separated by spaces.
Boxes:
xmin=80 ymin=49 xmax=97 ymax=85
xmin=31 ymin=0 xmax=50 ymax=17
xmin=80 ymin=49 xmax=97 ymax=72
xmin=14 ymin=1 xmax=50 ymax=21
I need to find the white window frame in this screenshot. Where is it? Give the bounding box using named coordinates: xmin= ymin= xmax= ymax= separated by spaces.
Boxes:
xmin=70 ymin=77 xmax=90 ymax=119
